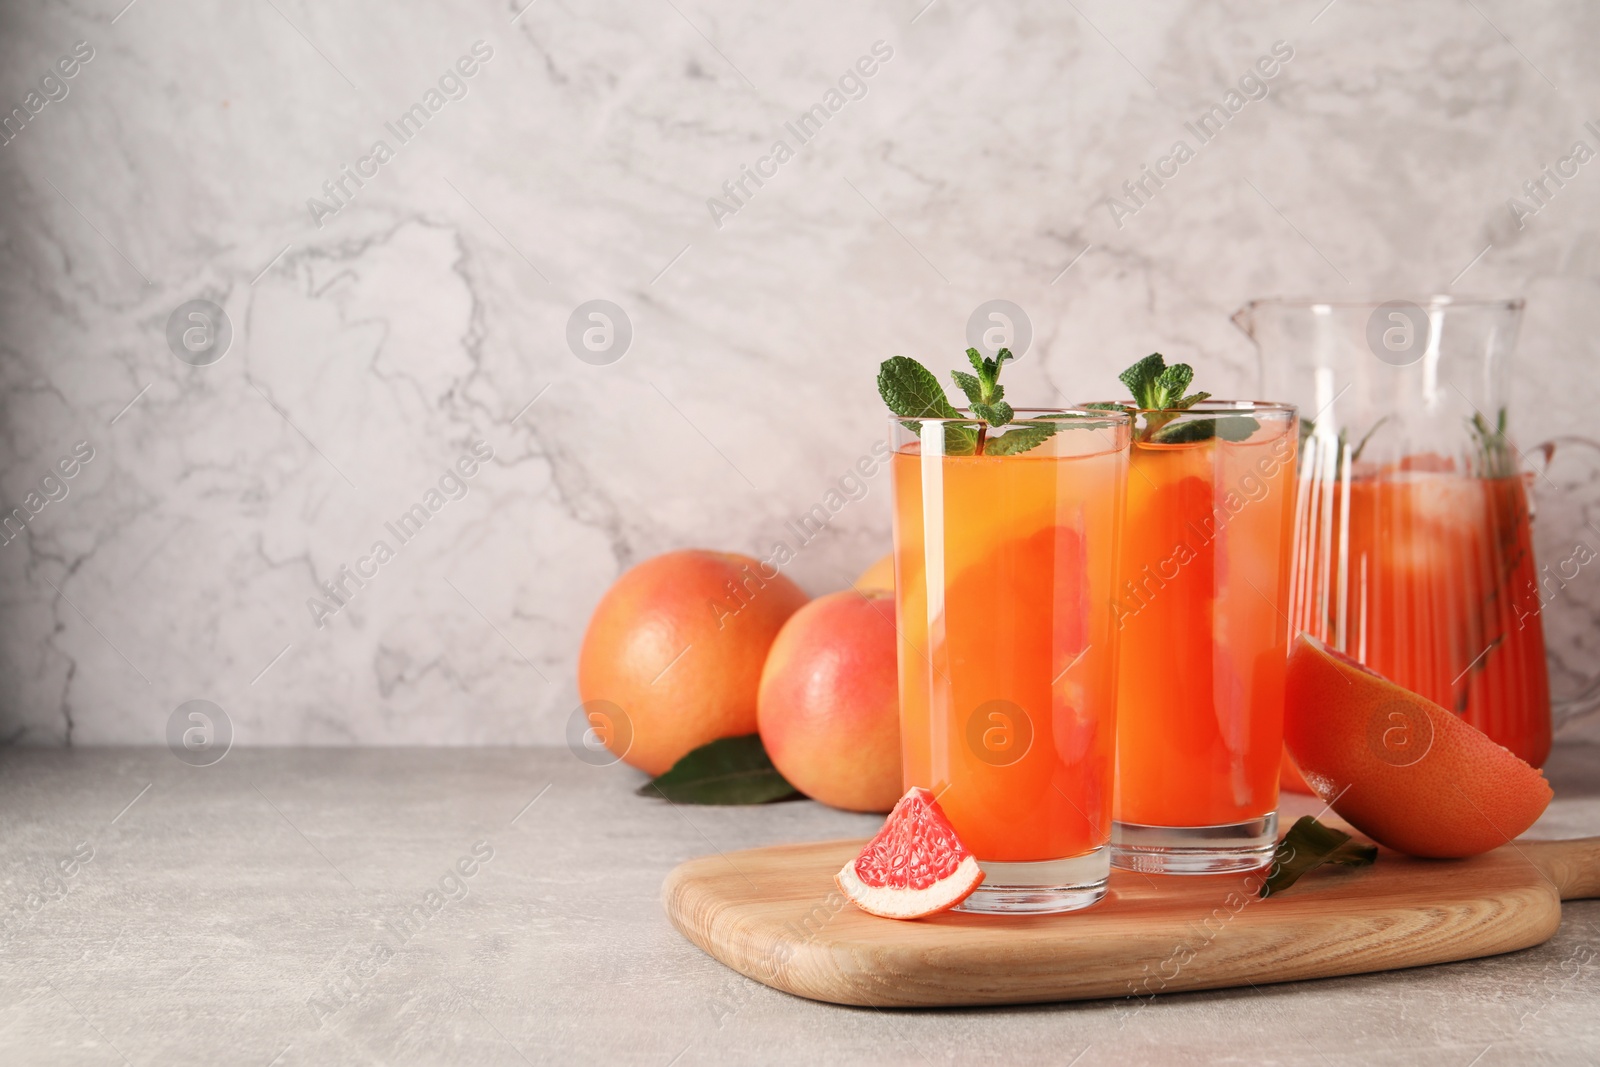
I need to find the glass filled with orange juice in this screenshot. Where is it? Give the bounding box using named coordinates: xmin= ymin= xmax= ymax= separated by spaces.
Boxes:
xmin=891 ymin=407 xmax=1130 ymax=913
xmin=1109 ymin=402 xmax=1299 ymax=874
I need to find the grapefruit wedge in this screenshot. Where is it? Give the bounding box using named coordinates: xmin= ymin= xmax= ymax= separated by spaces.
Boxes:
xmin=835 ymin=787 xmax=984 ymax=919
xmin=1284 ymin=634 xmax=1553 ymax=858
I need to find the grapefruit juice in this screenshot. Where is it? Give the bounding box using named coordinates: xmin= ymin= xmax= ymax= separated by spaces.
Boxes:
xmin=1109 ymin=404 xmax=1299 ymax=874
xmin=1290 ymin=462 xmax=1550 ymax=766
xmin=891 ymin=410 xmax=1130 ymax=914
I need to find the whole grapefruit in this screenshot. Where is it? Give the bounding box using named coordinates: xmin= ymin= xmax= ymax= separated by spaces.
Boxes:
xmin=1284 ymin=634 xmax=1552 ymax=858
xmin=852 ymin=552 xmax=895 ymax=594
xmin=758 ymin=590 xmax=902 ymax=812
xmin=578 ymin=550 xmax=808 ymax=776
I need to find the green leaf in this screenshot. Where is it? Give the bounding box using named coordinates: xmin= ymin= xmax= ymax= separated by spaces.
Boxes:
xmin=1147 ymin=414 xmax=1261 ymax=445
xmin=881 ymin=349 xmax=1033 ymax=454
xmin=947 ymin=425 xmax=981 ymax=455
xmin=1140 ymin=407 xmax=1181 ymax=441
xmin=1153 ymin=362 xmax=1194 ymax=405
xmin=1118 ymin=353 xmax=1168 ymax=406
xmin=984 ymin=422 xmax=1059 ymax=456
xmin=1260 ymin=816 xmax=1377 ymax=898
xmin=878 ymin=356 xmax=961 ymax=420
xmin=881 ymin=356 xmax=978 ymax=456
xmin=1146 ymin=418 xmax=1211 ymax=444
xmin=1083 ymin=401 xmax=1132 ymax=413
xmin=1109 ymin=354 xmax=1256 ymax=445
xmin=1216 ymin=414 xmax=1261 ymax=442
xmin=1467 ymin=406 xmax=1515 ymax=478
xmin=971 ymin=401 xmax=1013 ymax=427
xmin=636 ymin=734 xmax=802 ymax=804
xmin=951 ymin=370 xmax=986 ymax=407
xmin=898 ymin=419 xmax=979 ymax=456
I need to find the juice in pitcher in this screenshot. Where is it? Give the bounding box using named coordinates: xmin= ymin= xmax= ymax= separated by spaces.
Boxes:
xmin=1239 ymin=296 xmax=1600 ymax=770
xmin=1291 ymin=446 xmax=1551 ymax=766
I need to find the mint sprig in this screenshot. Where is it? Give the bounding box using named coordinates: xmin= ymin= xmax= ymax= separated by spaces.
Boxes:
xmin=952 ymin=347 xmax=1016 ymax=432
xmin=1120 ymin=352 xmax=1211 ymax=412
xmin=878 ymin=356 xmax=962 ymax=421
xmin=877 ymin=356 xmax=978 ymax=456
xmin=1111 ymin=353 xmax=1258 ymax=444
xmin=878 ymin=349 xmax=1071 ymax=456
xmin=1468 ymin=407 xmax=1516 ymax=479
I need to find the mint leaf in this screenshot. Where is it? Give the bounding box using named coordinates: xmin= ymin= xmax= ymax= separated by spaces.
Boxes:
xmin=951 ymin=370 xmax=985 ymax=407
xmin=1260 ymin=816 xmax=1377 ymax=898
xmin=879 ymin=356 xmax=978 ymax=456
xmin=1119 ymin=353 xmax=1167 ymax=405
xmin=985 ymin=423 xmax=1057 ymax=455
xmin=971 ymin=401 xmax=1013 ymax=427
xmin=1154 ymin=362 xmax=1194 ymax=403
xmin=637 ymin=734 xmax=802 ymax=804
xmin=976 ymin=410 xmax=1102 ymax=457
xmin=908 ymin=422 xmax=979 ymax=456
xmin=1216 ymin=414 xmax=1260 ymax=442
xmin=879 ymin=356 xmax=961 ymax=420
xmin=1149 ymin=413 xmax=1261 ymax=444
xmin=1118 ymin=354 xmax=1205 ymax=413
xmin=1109 ymin=354 xmax=1255 ymax=444
xmin=881 ymin=349 xmax=1033 ymax=455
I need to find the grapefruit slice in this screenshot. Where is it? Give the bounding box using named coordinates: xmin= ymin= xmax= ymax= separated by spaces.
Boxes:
xmin=835 ymin=786 xmax=984 ymax=919
xmin=1284 ymin=634 xmax=1553 ymax=858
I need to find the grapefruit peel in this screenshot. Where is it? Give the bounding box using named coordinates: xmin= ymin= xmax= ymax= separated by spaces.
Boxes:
xmin=1284 ymin=634 xmax=1553 ymax=859
xmin=835 ymin=787 xmax=984 ymax=919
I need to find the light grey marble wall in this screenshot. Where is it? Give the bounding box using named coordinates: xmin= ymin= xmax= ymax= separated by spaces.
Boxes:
xmin=2 ymin=0 xmax=1598 ymax=745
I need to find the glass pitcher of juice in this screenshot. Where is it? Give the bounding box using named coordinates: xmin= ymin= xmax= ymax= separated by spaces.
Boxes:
xmin=1233 ymin=296 xmax=1600 ymax=773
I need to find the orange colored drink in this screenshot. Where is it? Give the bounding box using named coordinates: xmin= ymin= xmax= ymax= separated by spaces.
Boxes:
xmin=892 ymin=410 xmax=1129 ymax=914
xmin=1292 ymin=461 xmax=1550 ymax=767
xmin=1110 ymin=404 xmax=1298 ymax=874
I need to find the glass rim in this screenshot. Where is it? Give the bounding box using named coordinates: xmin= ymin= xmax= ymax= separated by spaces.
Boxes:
xmin=888 ymin=405 xmax=1133 ymax=426
xmin=1083 ymin=399 xmax=1297 ymax=417
xmin=1236 ymin=295 xmax=1524 ymax=312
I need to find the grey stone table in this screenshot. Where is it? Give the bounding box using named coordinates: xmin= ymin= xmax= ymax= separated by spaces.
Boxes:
xmin=1 ymin=745 xmax=1597 ymax=1067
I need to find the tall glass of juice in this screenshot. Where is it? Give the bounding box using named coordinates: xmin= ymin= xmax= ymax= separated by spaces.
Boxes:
xmin=1109 ymin=402 xmax=1299 ymax=874
xmin=892 ymin=407 xmax=1130 ymax=914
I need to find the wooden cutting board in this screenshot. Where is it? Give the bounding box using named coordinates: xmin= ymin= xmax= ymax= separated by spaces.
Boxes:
xmin=663 ymin=835 xmax=1600 ymax=1008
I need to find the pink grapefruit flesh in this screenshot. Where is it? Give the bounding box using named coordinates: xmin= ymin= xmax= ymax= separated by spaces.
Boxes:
xmin=835 ymin=786 xmax=984 ymax=919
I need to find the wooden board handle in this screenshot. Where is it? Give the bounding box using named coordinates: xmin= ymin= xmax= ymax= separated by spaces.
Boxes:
xmin=1520 ymin=837 xmax=1600 ymax=899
